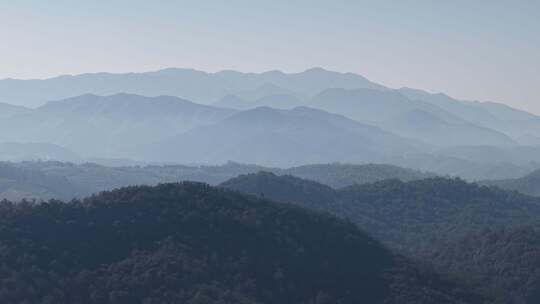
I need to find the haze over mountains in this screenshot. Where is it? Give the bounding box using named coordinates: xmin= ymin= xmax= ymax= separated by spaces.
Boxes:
xmin=482 ymin=168 xmax=540 ymax=197
xmin=1 ymin=67 xmax=540 ymax=180
xmin=0 ymin=162 xmax=433 ymax=201
xmin=0 ymin=67 xmax=383 ymax=108
xmin=2 ymin=67 xmax=540 ymax=303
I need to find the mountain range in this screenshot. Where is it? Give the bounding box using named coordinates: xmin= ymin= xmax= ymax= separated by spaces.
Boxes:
xmin=4 ymin=160 xmax=540 ymax=302
xmin=0 ymin=67 xmax=384 ymax=108
xmin=151 ymin=106 xmax=419 ymax=166
xmin=1 ymin=67 xmax=540 ymax=181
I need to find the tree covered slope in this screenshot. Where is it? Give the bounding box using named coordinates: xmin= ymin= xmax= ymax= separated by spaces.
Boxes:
xmin=0 ymin=183 xmax=482 ymax=303
xmin=221 ymin=172 xmax=540 ymax=254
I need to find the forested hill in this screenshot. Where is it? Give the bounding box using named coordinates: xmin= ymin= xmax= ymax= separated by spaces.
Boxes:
xmin=221 ymin=172 xmax=540 ymax=254
xmin=220 ymin=172 xmax=540 ymax=302
xmin=431 ymin=226 xmax=540 ymax=304
xmin=281 ymin=163 xmax=434 ymax=188
xmin=0 ymin=182 xmax=482 ymax=303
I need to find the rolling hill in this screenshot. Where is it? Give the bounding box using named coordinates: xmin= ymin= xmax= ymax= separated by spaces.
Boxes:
xmin=0 ymin=102 xmax=30 ymax=119
xmin=221 ymin=172 xmax=540 ymax=255
xmin=281 ymin=163 xmax=434 ymax=188
xmin=431 ymin=226 xmax=540 ymax=304
xmin=151 ymin=106 xmax=420 ymax=166
xmin=310 ymin=88 xmax=516 ymax=147
xmin=482 ymin=169 xmax=540 ymax=196
xmin=0 ymin=162 xmax=436 ymax=201
xmin=0 ymin=182 xmax=483 ymax=303
xmin=215 ymin=93 xmax=304 ymax=110
xmin=0 ymin=142 xmax=81 ymax=163
xmin=398 ymin=87 xmax=540 ymax=146
xmin=221 ymin=172 xmax=540 ymax=302
xmin=0 ymin=94 xmax=235 ymax=158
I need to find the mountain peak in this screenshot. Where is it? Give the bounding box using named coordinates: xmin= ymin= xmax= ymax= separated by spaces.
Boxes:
xmin=303 ymin=67 xmax=330 ymax=73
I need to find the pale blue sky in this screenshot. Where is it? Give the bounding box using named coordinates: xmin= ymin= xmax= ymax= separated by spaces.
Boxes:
xmin=1 ymin=0 xmax=539 ymax=113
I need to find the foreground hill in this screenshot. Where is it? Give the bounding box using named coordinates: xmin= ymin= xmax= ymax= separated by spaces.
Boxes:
xmin=482 ymin=169 xmax=540 ymax=197
xmin=431 ymin=227 xmax=540 ymax=304
xmin=0 ymin=162 xmax=435 ymax=201
xmin=0 ymin=183 xmax=481 ymax=303
xmin=221 ymin=173 xmax=540 ymax=301
xmin=221 ymin=172 xmax=540 ymax=254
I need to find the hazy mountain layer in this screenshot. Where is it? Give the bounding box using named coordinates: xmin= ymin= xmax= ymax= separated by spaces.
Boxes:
xmin=0 ymin=67 xmax=384 ymax=108
xmin=0 ymin=142 xmax=81 ymax=162
xmin=0 ymin=94 xmax=235 ymax=158
xmin=482 ymin=169 xmax=540 ymax=196
xmin=310 ymin=88 xmax=517 ymax=147
xmin=0 ymin=102 xmax=31 ymax=119
xmin=151 ymin=106 xmax=420 ymax=166
xmin=215 ymin=93 xmax=305 ymax=110
xmin=398 ymin=87 xmax=540 ymax=145
xmin=1 ymin=68 xmax=540 ymax=178
xmin=0 ymin=161 xmax=435 ymax=201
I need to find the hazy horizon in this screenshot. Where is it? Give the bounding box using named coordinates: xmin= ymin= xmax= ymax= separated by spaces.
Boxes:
xmin=1 ymin=0 xmax=539 ymax=114
xmin=1 ymin=65 xmax=539 ymax=116
xmin=3 ymin=3 xmax=540 ymax=301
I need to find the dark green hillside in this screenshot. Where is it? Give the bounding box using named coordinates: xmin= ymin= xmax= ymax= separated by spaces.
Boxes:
xmin=431 ymin=227 xmax=540 ymax=304
xmin=0 ymin=183 xmax=481 ymax=303
xmin=222 ymin=172 xmax=540 ymax=302
xmin=282 ymin=163 xmax=434 ymax=188
xmin=221 ymin=173 xmax=540 ymax=254
xmin=338 ymin=178 xmax=540 ymax=254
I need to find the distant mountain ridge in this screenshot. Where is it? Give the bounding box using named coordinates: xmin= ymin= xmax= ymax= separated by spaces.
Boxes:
xmin=0 ymin=102 xmax=30 ymax=119
xmin=0 ymin=94 xmax=235 ymax=158
xmin=1 ymin=67 xmax=540 ymax=179
xmin=0 ymin=67 xmax=385 ymax=108
xmin=0 ymin=142 xmax=81 ymax=163
xmin=310 ymin=88 xmax=523 ymax=147
xmin=0 ymin=92 xmax=539 ymax=179
xmin=151 ymin=106 xmax=420 ymax=166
